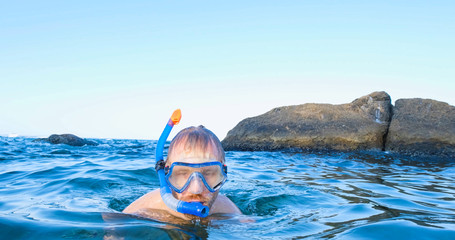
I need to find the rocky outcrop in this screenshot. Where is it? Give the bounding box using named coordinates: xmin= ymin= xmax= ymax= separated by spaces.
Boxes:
xmin=222 ymin=91 xmax=393 ymax=152
xmin=33 ymin=134 xmax=98 ymax=146
xmin=222 ymin=91 xmax=455 ymax=158
xmin=385 ymin=99 xmax=455 ymax=157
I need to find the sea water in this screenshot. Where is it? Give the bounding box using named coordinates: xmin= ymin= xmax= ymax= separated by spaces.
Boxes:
xmin=1 ymin=136 xmax=454 ymax=239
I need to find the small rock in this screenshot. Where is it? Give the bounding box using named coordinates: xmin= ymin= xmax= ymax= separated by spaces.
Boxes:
xmin=34 ymin=134 xmax=98 ymax=147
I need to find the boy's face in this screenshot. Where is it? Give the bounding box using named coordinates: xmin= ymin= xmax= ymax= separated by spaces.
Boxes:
xmin=166 ymin=144 xmax=222 ymax=216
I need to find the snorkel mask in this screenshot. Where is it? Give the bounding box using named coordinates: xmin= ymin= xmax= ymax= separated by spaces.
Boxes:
xmin=165 ymin=160 xmax=227 ymax=193
xmin=155 ymin=109 xmax=225 ymax=217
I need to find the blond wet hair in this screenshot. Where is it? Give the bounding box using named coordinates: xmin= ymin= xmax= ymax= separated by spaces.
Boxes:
xmin=166 ymin=126 xmax=225 ymax=163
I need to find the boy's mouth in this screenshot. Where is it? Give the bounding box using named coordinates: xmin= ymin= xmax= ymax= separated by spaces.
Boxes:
xmin=185 ymin=199 xmax=206 ymax=205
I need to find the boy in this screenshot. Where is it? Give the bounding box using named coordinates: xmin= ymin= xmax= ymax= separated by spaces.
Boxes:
xmin=123 ymin=126 xmax=241 ymax=220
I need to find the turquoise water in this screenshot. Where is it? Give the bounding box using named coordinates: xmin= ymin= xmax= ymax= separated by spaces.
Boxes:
xmin=1 ymin=136 xmax=454 ymax=239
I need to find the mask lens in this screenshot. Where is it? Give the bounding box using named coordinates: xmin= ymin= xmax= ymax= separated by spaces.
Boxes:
xmin=168 ymin=165 xmax=193 ymax=190
xmin=199 ymin=165 xmax=223 ymax=189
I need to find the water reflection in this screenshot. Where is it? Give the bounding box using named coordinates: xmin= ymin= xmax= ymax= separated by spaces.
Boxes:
xmin=226 ymin=150 xmax=455 ymax=238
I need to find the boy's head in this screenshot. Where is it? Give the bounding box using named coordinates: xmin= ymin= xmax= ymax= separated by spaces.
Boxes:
xmin=166 ymin=125 xmax=225 ymax=165
xmin=164 ymin=126 xmax=226 ymax=216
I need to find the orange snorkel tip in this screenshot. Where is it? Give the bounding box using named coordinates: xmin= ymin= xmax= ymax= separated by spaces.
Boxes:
xmin=170 ymin=109 xmax=182 ymax=125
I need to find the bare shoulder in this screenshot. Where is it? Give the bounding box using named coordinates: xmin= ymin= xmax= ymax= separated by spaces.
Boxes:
xmin=211 ymin=194 xmax=242 ymax=215
xmin=122 ymin=189 xmax=164 ymax=214
xmin=123 ymin=190 xmax=242 ymax=217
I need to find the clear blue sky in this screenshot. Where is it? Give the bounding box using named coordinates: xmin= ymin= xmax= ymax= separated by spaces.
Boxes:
xmin=1 ymin=1 xmax=454 ymax=140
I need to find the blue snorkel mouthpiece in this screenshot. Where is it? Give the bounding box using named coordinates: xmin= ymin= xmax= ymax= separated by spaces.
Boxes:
xmin=155 ymin=109 xmax=210 ymax=218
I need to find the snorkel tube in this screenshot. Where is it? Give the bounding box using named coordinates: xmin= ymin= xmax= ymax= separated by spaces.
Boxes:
xmin=155 ymin=109 xmax=209 ymax=218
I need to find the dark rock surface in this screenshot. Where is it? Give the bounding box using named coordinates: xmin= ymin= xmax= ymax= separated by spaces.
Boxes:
xmin=385 ymin=98 xmax=455 ymax=157
xmin=222 ymin=91 xmax=393 ymax=151
xmin=33 ymin=134 xmax=98 ymax=146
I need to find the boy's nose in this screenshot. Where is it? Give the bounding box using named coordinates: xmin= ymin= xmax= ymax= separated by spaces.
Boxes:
xmin=187 ymin=175 xmax=204 ymax=194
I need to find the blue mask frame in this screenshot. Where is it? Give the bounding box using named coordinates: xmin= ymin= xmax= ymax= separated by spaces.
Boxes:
xmin=165 ymin=162 xmax=228 ymax=193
